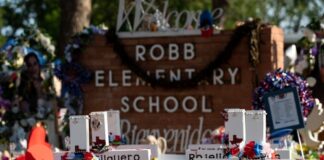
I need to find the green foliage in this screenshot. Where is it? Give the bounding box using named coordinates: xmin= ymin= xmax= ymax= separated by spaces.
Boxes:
xmin=223 ymin=0 xmax=267 ymax=29
xmin=0 ymin=0 xmax=323 ymax=45
xmin=0 ymin=0 xmax=60 ymax=44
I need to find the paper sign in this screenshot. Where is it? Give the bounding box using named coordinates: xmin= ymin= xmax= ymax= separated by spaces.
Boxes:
xmin=69 ymin=115 xmax=90 ymax=152
xmin=115 ymin=144 xmax=158 ymax=159
xmin=188 ymin=144 xmax=226 ymax=151
xmin=245 ymin=110 xmax=267 ymax=143
xmin=90 ymin=111 xmax=109 ymax=146
xmin=107 ymin=110 xmax=121 ymax=135
xmin=225 ymin=109 xmax=246 ymax=146
xmin=54 ymin=149 xmax=151 ymax=160
xmin=95 ymin=149 xmax=151 ymax=160
xmin=274 ymin=149 xmax=291 ymax=159
xmin=186 ymin=149 xmax=226 ymax=160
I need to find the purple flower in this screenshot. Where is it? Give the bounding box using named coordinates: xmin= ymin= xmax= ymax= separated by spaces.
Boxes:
xmin=311 ymin=46 xmax=318 ymax=56
xmin=0 ymin=97 xmax=11 ymax=112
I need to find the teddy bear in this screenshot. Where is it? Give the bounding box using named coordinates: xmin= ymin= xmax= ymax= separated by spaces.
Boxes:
xmin=140 ymin=135 xmax=167 ymax=155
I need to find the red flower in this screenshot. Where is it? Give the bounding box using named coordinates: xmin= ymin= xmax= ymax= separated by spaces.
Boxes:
xmin=84 ymin=152 xmax=94 ymax=160
xmin=230 ymin=146 xmax=240 ymax=156
xmin=11 ymin=72 xmax=17 ymax=81
xmin=320 ymin=154 xmax=324 ymax=160
xmin=244 ymin=141 xmax=256 ymax=159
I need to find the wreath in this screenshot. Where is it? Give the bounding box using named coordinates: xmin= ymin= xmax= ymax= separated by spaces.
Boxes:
xmin=253 ymin=69 xmax=314 ymax=118
xmin=0 ymin=27 xmax=56 ymax=151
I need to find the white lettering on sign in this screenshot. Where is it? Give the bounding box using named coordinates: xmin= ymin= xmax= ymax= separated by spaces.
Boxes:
xmin=120 ymin=96 xmax=212 ymax=113
xmin=184 ymin=43 xmax=195 ymax=60
xmin=122 ymin=70 xmax=132 ymax=87
xmin=95 ymin=68 xmax=239 ymax=87
xmin=116 ymin=0 xmax=223 ymax=32
xmin=95 ymin=70 xmax=105 ymax=87
xmin=121 ymin=116 xmax=212 ymax=153
xmin=136 ymin=45 xmax=146 ymax=61
xmin=95 ymin=149 xmax=150 ymax=160
xmin=135 ymin=43 xmax=195 ymax=61
xmin=169 ymin=43 xmax=179 ymax=60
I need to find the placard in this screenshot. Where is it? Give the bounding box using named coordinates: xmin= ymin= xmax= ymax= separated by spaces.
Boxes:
xmin=95 ymin=149 xmax=151 ymax=160
xmin=225 ymin=109 xmax=246 ymax=146
xmin=186 ymin=149 xmax=226 ymax=160
xmin=115 ymin=144 xmax=158 ymax=159
xmin=54 ymin=149 xmax=151 ymax=160
xmin=69 ymin=115 xmax=90 ymax=152
xmin=90 ymin=111 xmax=109 ymax=146
xmin=188 ymin=144 xmax=226 ymax=150
xmin=263 ymin=87 xmax=305 ymax=132
xmin=245 ymin=110 xmax=266 ymax=143
xmin=107 ymin=110 xmax=121 ymax=136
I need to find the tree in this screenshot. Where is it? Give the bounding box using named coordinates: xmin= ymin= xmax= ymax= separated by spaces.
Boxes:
xmin=58 ymin=0 xmax=91 ymax=56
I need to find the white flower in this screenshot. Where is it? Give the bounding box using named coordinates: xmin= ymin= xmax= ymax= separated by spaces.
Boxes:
xmin=303 ymin=28 xmax=316 ymax=43
xmin=19 ymin=119 xmax=27 ymax=127
xmin=295 ymin=55 xmax=308 ymax=75
xmin=53 ymin=76 xmax=62 ymax=97
xmin=41 ymin=69 xmax=51 ymax=80
xmin=26 ymin=117 xmax=36 ymax=127
xmin=285 ymin=45 xmax=297 ymax=66
xmin=47 ymin=45 xmax=55 ymax=54
xmin=72 ymin=44 xmax=79 ymax=49
xmin=65 ymin=52 xmax=72 ymax=62
xmin=16 ymin=126 xmax=26 ymax=140
xmin=11 ymin=106 xmax=19 ymax=113
xmin=306 ymin=77 xmax=317 ymax=87
xmin=19 ymin=139 xmax=27 ymax=149
xmin=82 ymin=29 xmax=89 ymax=34
xmin=64 ymin=136 xmax=71 ymax=150
xmin=2 ymin=64 xmax=8 ymax=72
xmin=15 ymin=54 xmax=24 ymax=67
xmin=41 ymin=37 xmax=51 ymax=47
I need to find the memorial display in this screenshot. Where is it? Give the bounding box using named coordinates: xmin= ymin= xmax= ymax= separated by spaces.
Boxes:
xmin=0 ymin=0 xmax=324 ymax=159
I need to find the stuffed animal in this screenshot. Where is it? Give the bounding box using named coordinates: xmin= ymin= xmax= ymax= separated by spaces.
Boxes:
xmin=140 ymin=135 xmax=167 ymax=155
xmin=299 ymin=99 xmax=324 ymax=150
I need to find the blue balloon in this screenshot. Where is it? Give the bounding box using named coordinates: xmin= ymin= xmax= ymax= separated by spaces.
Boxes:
xmin=26 ymin=48 xmax=47 ymax=66
xmin=0 ymin=38 xmax=17 ymax=51
xmin=199 ymin=10 xmax=213 ymax=28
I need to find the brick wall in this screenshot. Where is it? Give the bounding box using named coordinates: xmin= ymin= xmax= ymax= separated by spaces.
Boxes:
xmin=79 ymin=26 xmax=284 ymax=153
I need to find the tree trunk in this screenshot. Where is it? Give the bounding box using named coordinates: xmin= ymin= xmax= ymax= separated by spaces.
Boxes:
xmin=212 ymin=0 xmax=228 ymax=9
xmin=58 ymin=0 xmax=92 ymax=57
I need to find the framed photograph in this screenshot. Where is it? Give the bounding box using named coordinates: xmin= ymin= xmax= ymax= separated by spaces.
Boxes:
xmin=263 ymin=87 xmax=304 ymax=132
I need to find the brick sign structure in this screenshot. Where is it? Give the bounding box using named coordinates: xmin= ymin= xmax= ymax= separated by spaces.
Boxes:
xmin=80 ymin=26 xmax=283 ymax=153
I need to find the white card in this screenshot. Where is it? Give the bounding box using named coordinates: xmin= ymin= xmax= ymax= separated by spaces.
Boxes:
xmin=245 ymin=110 xmax=267 ymax=143
xmin=107 ymin=110 xmax=121 ymax=136
xmin=186 ymin=149 xmax=226 ymax=160
xmin=90 ymin=111 xmax=109 ymax=146
xmin=95 ymin=149 xmax=151 ymax=160
xmin=115 ymin=144 xmax=158 ymax=159
xmin=69 ymin=115 xmax=90 ymax=152
xmin=225 ymin=109 xmax=246 ymax=146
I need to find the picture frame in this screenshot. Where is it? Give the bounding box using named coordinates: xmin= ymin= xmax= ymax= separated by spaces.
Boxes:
xmin=263 ymin=87 xmax=304 ymax=132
